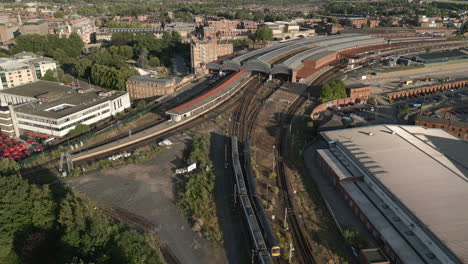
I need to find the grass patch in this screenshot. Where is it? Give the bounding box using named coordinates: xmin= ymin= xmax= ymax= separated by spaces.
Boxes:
xmin=69 ymin=145 xmax=168 ymax=177
xmin=382 ymin=65 xmax=425 ymax=73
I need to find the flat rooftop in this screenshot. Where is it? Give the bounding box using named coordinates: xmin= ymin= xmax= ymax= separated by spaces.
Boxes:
xmin=1 ymin=81 xmax=126 ymax=119
xmin=321 ymin=125 xmax=468 ymax=263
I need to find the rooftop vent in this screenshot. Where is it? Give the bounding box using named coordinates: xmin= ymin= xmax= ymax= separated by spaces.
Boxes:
xmin=368 ymin=132 xmax=374 ymax=136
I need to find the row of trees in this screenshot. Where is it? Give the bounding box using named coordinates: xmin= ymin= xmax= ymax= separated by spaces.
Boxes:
xmin=74 ymin=46 xmax=139 ymax=91
xmin=74 ymin=31 xmax=185 ymax=90
xmin=0 ymin=159 xmax=162 ymax=264
xmin=12 ymin=33 xmax=84 ymax=69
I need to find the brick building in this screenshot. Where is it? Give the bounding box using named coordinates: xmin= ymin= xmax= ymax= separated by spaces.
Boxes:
xmin=310 ymin=84 xmax=371 ymax=119
xmin=190 ymin=37 xmax=233 ymax=75
xmin=126 ymin=76 xmax=178 ymax=99
xmin=415 ymin=113 xmax=468 ymax=140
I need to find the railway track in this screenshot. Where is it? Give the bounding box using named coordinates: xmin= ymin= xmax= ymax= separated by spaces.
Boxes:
xmin=275 ymin=66 xmax=344 ymax=264
xmin=23 ymin=77 xmax=256 ymax=171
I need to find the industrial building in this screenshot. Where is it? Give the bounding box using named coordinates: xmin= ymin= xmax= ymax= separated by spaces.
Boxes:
xmin=317 ymin=125 xmax=468 ymax=264
xmin=398 ymin=48 xmax=468 ymax=65
xmin=0 ymin=80 xmax=130 ymax=137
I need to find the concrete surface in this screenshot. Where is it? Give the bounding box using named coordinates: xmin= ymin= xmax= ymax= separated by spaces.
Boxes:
xmin=67 ymin=138 xmax=227 ymax=264
xmin=303 ymin=141 xmax=379 ymax=248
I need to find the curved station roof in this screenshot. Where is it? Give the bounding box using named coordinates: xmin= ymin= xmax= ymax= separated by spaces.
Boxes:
xmin=208 ymin=34 xmax=385 ymax=75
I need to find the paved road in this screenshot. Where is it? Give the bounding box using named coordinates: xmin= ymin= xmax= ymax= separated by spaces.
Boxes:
xmin=67 ymin=138 xmax=227 ymax=264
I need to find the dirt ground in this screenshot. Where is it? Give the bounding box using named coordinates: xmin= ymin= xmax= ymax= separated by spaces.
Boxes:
xmin=66 ymin=137 xmax=227 ymax=264
xmin=251 ymin=85 xmax=355 ymax=263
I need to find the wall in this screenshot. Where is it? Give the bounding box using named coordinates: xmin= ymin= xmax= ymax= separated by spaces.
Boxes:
xmin=387 ymin=80 xmax=468 ymax=99
xmin=415 ymin=119 xmax=468 ymax=140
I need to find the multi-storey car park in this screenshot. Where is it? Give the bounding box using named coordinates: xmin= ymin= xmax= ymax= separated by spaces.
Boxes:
xmin=317 ymin=125 xmax=468 ymax=264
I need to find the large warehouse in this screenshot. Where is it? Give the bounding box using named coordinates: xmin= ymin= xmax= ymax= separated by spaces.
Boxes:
xmin=316 ymin=125 xmax=467 ymax=264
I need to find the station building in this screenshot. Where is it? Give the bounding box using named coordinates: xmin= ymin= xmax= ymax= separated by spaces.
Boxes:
xmin=317 ymin=125 xmax=468 ymax=264
xmin=0 ymin=80 xmax=130 ymax=137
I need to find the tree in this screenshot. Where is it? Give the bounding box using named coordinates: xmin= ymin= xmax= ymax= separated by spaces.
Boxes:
xmin=0 ymin=161 xmax=55 ymax=263
xmin=254 ymin=27 xmax=273 ymax=41
xmin=41 ymin=69 xmax=73 ymax=84
xmin=0 ymin=159 xmax=20 ymax=177
xmin=136 ymin=100 xmax=147 ymax=111
xmin=0 ymin=161 xmax=163 ymax=264
xmin=54 ymin=11 xmax=65 ymax=18
xmin=343 ymin=228 xmax=366 ymax=246
xmin=399 ymin=104 xmax=410 ymax=117
xmin=235 ymin=9 xmax=253 ymax=20
xmin=320 ymin=79 xmax=347 ymax=102
xmin=74 ymin=58 xmax=93 ymax=78
xmin=136 ymin=48 xmax=149 ymax=68
xmin=149 ymin=56 xmax=160 ymax=67
xmin=329 ymin=17 xmax=339 ymax=24
xmin=253 ymin=10 xmax=265 ymax=21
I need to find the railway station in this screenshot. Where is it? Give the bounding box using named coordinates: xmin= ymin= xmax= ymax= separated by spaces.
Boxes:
xmin=317 ymin=125 xmax=468 ymax=264
xmin=165 ymin=71 xmax=249 ymax=121
xmin=208 ymin=34 xmax=385 ymax=82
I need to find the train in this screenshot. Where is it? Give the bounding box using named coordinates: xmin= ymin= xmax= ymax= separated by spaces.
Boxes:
xmin=244 ymin=139 xmax=281 ymax=257
xmin=231 ymin=136 xmax=279 ymax=263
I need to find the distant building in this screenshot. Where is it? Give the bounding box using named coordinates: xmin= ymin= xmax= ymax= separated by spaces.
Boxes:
xmin=0 ymin=81 xmax=130 ymax=137
xmin=399 ymin=49 xmax=468 ymax=65
xmin=0 ymin=23 xmax=19 ymax=43
xmin=262 ymin=21 xmax=314 ymax=39
xmin=191 ymin=37 xmax=233 ymax=75
xmin=48 ymin=17 xmax=96 ymax=44
xmin=20 ymin=19 xmax=48 ymax=35
xmin=126 ymin=76 xmax=178 ymax=99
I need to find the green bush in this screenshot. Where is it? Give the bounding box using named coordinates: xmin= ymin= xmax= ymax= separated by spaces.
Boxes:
xmin=67 ymin=124 xmax=90 ymax=137
xmin=320 ymin=79 xmax=347 ymax=102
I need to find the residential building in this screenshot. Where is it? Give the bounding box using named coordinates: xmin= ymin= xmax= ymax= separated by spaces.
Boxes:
xmin=126 ymin=76 xmax=178 ymax=99
xmin=48 ymin=17 xmax=96 ymax=44
xmin=0 ymin=53 xmax=57 ymax=90
xmin=0 ymin=59 xmax=36 ymax=89
xmin=191 ymin=37 xmax=233 ymax=75
xmin=0 ymin=81 xmax=130 ymax=137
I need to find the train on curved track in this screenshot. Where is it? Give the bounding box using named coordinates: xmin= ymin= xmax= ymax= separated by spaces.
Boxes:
xmin=231 ymin=136 xmax=279 ymax=263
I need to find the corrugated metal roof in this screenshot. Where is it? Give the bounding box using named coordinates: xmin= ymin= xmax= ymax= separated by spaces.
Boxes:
xmin=321 ymin=125 xmax=468 ymax=263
